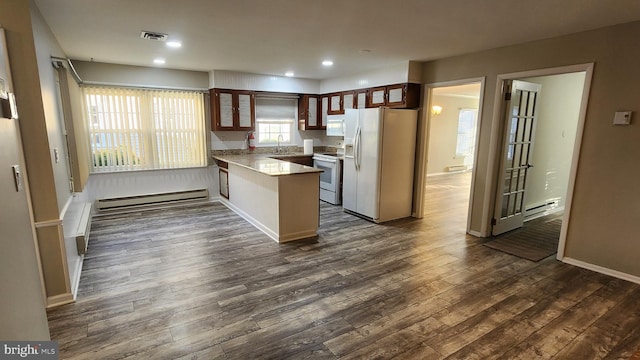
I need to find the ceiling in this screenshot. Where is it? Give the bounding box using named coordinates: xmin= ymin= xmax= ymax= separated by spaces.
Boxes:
xmin=34 ymin=0 xmax=640 ymax=80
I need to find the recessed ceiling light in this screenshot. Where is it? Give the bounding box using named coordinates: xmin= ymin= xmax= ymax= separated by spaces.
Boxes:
xmin=166 ymin=41 xmax=182 ymax=48
xmin=285 ymin=71 xmax=294 ymax=77
xmin=322 ymin=60 xmax=333 ymax=66
xmin=153 ymin=58 xmax=165 ymax=65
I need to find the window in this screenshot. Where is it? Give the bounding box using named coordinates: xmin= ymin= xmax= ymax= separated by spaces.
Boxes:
xmin=83 ymin=86 xmax=206 ymax=172
xmin=255 ymin=96 xmax=296 ymax=145
xmin=456 ymin=108 xmax=478 ymax=165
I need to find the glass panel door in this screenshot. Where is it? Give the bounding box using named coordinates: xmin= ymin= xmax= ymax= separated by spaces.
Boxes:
xmin=493 ymin=80 xmax=541 ymax=235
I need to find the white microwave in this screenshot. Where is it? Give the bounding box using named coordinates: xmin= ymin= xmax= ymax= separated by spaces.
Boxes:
xmin=326 ymin=115 xmax=344 ymax=137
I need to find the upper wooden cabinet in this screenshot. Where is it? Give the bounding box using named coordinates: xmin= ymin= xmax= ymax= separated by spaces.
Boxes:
xmin=211 ymin=89 xmax=255 ymax=131
xmin=354 ymin=89 xmax=367 ymax=109
xmin=327 ymin=92 xmax=343 ymax=115
xmin=367 ymin=86 xmax=387 ymax=108
xmin=343 ymin=91 xmax=356 ymax=110
xmin=298 ymin=94 xmax=322 ymax=130
xmin=320 ymin=95 xmax=328 ymax=128
xmin=366 ymin=83 xmax=421 ymax=109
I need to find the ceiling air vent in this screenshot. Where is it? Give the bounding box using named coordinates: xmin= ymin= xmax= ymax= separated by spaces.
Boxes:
xmin=140 ymin=31 xmax=168 ymax=41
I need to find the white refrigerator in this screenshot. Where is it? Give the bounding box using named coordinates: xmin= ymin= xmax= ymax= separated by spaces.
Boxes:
xmin=343 ymin=108 xmax=417 ymax=223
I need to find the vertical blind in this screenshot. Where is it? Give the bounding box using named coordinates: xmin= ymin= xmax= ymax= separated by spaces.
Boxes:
xmin=82 ymin=86 xmax=206 ymax=172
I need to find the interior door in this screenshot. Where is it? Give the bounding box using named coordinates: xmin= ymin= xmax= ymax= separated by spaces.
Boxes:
xmin=492 ymin=80 xmax=541 ymax=235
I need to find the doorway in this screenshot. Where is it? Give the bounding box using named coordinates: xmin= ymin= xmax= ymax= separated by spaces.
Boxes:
xmin=417 ymin=80 xmax=483 ymax=233
xmin=489 ymin=66 xmax=592 ymax=259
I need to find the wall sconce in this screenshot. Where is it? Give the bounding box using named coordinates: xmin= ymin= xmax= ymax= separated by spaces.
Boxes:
xmin=431 ymin=105 xmax=443 ymax=116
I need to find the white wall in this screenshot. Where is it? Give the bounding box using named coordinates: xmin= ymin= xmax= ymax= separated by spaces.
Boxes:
xmin=427 ymin=95 xmax=480 ymax=174
xmin=84 ymin=167 xmax=219 ymax=204
xmin=210 ymin=70 xmax=319 ymax=93
xmin=320 ymin=61 xmax=416 ymax=93
xmin=522 ymin=72 xmax=585 ymax=210
xmin=74 ymin=61 xmax=209 ymax=90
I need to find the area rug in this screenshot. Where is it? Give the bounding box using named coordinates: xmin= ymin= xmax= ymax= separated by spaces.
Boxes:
xmin=484 ymin=214 xmax=562 ymax=262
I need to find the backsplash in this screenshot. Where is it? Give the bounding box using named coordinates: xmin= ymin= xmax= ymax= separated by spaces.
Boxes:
xmin=211 ymin=130 xmax=343 ymax=151
xmin=211 ymin=145 xmax=339 ymax=156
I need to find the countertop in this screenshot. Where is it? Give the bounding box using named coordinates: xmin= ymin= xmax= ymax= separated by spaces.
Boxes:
xmin=213 ymin=153 xmax=323 ymax=176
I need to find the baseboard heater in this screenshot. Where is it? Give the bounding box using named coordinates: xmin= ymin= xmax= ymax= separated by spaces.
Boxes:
xmin=525 ymin=199 xmax=560 ymax=221
xmin=96 ymin=189 xmax=209 ymax=211
xmin=447 ymin=165 xmax=468 ymax=172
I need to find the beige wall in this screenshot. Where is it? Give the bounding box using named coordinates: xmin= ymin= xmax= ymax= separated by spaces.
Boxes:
xmin=30 ymin=1 xmax=72 ymax=214
xmin=522 ymin=72 xmax=585 ymax=210
xmin=422 ymin=21 xmax=640 ymax=277
xmin=27 ymin=0 xmax=74 ymax=305
xmin=427 ymin=95 xmax=479 ymax=174
xmin=0 ymin=0 xmax=51 ymax=340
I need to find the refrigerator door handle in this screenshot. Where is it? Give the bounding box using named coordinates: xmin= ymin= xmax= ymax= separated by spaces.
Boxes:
xmin=354 ymin=127 xmax=361 ymax=170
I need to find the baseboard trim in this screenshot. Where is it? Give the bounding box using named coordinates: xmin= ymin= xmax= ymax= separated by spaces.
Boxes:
xmin=219 ymin=198 xmax=279 ymax=243
xmin=71 ymin=256 xmax=84 ymax=300
xmin=467 ymin=229 xmax=484 ymax=238
xmin=219 ymin=198 xmax=317 ymax=243
xmin=92 ymin=198 xmax=214 ymax=217
xmin=561 ymin=257 xmax=640 ymax=285
xmin=46 ymin=293 xmax=74 ymax=308
xmin=427 ymin=170 xmax=472 ymax=178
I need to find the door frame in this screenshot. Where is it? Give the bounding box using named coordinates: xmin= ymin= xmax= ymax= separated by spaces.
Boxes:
xmin=488 ymin=63 xmax=594 ymax=259
xmin=413 ymin=77 xmax=486 ymax=236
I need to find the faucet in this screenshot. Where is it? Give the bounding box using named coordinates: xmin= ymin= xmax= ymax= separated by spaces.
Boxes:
xmin=276 ymin=134 xmax=284 ymax=154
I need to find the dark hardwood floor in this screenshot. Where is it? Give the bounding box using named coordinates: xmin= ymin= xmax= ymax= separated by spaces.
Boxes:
xmin=48 ymin=172 xmax=640 ymax=359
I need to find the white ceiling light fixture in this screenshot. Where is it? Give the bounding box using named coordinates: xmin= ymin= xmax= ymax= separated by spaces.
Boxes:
xmin=285 ymin=71 xmax=294 ymax=77
xmin=166 ymin=41 xmax=182 ymax=48
xmin=153 ymin=58 xmax=166 ymax=65
xmin=322 ymin=60 xmax=333 ymax=66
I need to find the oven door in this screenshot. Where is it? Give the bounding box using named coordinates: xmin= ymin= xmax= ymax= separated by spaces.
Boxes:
xmin=313 ymin=157 xmax=337 ymax=191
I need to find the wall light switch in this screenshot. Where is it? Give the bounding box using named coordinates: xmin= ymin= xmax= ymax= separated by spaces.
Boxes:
xmin=613 ymin=111 xmax=632 ymax=125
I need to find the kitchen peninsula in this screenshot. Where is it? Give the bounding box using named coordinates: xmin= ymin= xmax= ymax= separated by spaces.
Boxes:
xmin=213 ymin=153 xmax=322 ymax=243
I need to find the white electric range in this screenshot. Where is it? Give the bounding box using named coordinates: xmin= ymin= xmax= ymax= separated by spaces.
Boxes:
xmin=312 ymin=153 xmax=343 ymax=205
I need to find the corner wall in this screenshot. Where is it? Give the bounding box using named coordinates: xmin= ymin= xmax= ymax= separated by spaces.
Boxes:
xmin=29 ymin=0 xmax=74 ymax=306
xmin=0 ymin=0 xmax=51 ymax=339
xmin=421 ymin=21 xmax=640 ymax=277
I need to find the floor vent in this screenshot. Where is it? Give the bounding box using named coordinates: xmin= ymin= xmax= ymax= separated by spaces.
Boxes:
xmin=96 ymin=189 xmax=209 ymax=211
